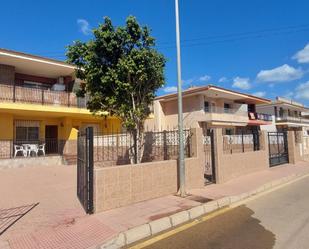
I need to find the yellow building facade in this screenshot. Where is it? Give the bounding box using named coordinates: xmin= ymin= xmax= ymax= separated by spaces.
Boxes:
xmin=0 ymin=48 xmax=121 ymax=159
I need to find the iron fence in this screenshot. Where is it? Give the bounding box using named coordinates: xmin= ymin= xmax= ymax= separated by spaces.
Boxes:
xmin=77 ymin=128 xmax=94 ymax=214
xmin=0 ymin=139 xmax=65 ymax=159
xmin=92 ymin=129 xmax=192 ymax=167
xmin=223 ymin=131 xmax=261 ymax=154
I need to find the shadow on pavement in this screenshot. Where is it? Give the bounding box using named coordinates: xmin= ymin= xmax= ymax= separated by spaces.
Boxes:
xmin=0 ymin=203 xmax=39 ymax=236
xmin=144 ymin=205 xmax=276 ymax=249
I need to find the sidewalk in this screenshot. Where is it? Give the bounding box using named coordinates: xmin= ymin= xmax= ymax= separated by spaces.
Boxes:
xmin=2 ymin=162 xmax=309 ymax=249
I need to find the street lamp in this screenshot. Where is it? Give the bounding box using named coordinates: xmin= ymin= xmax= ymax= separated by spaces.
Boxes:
xmin=175 ymin=0 xmax=185 ymax=197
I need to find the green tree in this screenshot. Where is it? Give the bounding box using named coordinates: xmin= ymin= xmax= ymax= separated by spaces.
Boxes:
xmin=66 ymin=16 xmax=166 ymax=163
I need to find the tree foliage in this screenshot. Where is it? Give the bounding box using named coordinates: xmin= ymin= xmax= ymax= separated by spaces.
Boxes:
xmin=66 ymin=16 xmax=166 ymax=163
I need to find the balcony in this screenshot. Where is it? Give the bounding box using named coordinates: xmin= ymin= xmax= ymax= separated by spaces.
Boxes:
xmin=203 ymin=106 xmax=248 ymax=124
xmin=248 ymin=112 xmax=272 ymax=122
xmin=0 ymin=84 xmax=87 ymax=108
xmin=276 ymin=115 xmax=309 ymax=124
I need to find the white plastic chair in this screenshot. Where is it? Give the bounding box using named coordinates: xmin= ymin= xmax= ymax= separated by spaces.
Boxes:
xmin=27 ymin=144 xmax=39 ymax=157
xmin=38 ymin=143 xmax=46 ymax=156
xmin=14 ymin=145 xmax=27 ymax=158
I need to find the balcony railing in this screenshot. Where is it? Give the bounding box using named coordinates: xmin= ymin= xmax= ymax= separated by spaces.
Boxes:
xmin=276 ymin=115 xmax=309 ymax=124
xmin=0 ymin=139 xmax=65 ymax=159
xmin=204 ymin=106 xmax=247 ymax=116
xmin=248 ymin=112 xmax=272 ymax=122
xmin=0 ymin=84 xmax=87 ymax=108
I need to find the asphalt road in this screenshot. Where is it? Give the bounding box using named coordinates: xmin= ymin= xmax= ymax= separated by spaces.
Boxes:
xmin=139 ymin=177 xmax=309 ymax=249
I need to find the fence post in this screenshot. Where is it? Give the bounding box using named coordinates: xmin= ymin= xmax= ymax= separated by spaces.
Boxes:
xmin=86 ymin=127 xmax=94 ymax=214
xmin=67 ymin=92 xmax=70 ymax=107
xmin=13 ymin=84 xmax=16 ymax=102
xmin=211 ymin=128 xmax=223 ymax=183
xmin=163 ymin=130 xmax=168 ymax=160
xmin=241 ymin=129 xmax=244 ymax=153
xmin=253 ymin=131 xmax=260 ymax=151
xmin=41 ymin=88 xmax=44 ymax=105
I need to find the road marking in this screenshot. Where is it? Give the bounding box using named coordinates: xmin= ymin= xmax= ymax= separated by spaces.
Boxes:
xmin=128 ymin=207 xmax=232 ymax=249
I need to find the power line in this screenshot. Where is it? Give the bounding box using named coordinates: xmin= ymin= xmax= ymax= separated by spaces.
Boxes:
xmin=157 ymin=23 xmax=309 ymax=45
xmin=157 ymin=26 xmax=309 ymax=50
xmin=27 ymin=23 xmax=309 ymax=57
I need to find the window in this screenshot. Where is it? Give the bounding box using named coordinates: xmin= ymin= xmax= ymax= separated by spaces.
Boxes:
xmin=248 ymin=104 xmax=255 ymax=113
xmin=14 ymin=120 xmax=40 ymax=142
xmin=204 ymin=101 xmax=209 ymax=112
xmin=15 ymin=127 xmax=39 ymax=141
xmin=24 ymin=81 xmax=50 ymax=90
xmin=224 ymin=103 xmax=231 ymax=113
xmin=224 ymin=128 xmax=233 ymax=135
xmin=81 ymin=123 xmax=100 ymax=134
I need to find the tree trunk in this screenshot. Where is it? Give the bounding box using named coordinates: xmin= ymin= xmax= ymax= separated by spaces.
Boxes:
xmin=128 ymin=122 xmax=145 ymax=165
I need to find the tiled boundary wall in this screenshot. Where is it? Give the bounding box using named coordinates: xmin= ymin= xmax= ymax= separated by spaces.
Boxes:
xmin=214 ymin=129 xmax=304 ymax=184
xmin=213 ymin=129 xmax=269 ymax=184
xmin=93 ymin=128 xmax=204 ymax=212
xmin=93 ymin=128 xmax=304 ymax=213
xmin=289 ymin=130 xmax=304 ymax=163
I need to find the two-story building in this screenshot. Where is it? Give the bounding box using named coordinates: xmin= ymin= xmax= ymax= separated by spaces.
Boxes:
xmin=149 ymin=85 xmax=272 ymax=134
xmin=0 ymin=48 xmax=121 ymax=161
xmin=256 ymin=97 xmax=309 ymax=133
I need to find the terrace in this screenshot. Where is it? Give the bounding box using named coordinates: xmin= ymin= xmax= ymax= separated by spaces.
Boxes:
xmin=0 ymin=83 xmax=87 ymax=108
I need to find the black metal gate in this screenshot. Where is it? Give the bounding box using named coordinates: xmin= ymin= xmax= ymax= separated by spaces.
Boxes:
xmin=203 ymin=129 xmax=216 ymax=184
xmin=77 ymin=127 xmax=94 ymax=214
xmin=268 ymin=132 xmax=289 ymax=167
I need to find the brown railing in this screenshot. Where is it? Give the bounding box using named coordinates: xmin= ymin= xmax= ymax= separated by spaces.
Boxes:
xmin=0 ymin=84 xmax=87 ymax=108
xmin=0 ymin=139 xmax=65 ymax=159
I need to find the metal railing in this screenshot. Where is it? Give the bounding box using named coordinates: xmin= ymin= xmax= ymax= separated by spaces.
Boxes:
xmin=223 ymin=131 xmax=261 ymax=154
xmin=92 ymin=129 xmax=192 ymax=167
xmin=248 ymin=112 xmax=272 ymax=121
xmin=275 ymin=115 xmax=309 ymax=124
xmin=0 ymin=139 xmax=65 ymax=159
xmin=0 ymin=84 xmax=87 ymax=108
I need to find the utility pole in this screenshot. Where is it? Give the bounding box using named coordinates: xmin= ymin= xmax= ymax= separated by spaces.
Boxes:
xmin=175 ymin=0 xmax=185 ymax=197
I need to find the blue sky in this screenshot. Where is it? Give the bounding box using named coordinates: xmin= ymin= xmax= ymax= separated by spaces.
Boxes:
xmin=1 ymin=0 xmax=309 ymax=104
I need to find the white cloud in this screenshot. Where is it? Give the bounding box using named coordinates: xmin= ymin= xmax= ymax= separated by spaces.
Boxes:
xmin=218 ymin=77 xmax=228 ymax=83
xmin=182 ymin=78 xmax=194 ymax=85
xmin=232 ymin=77 xmax=251 ymax=90
xmin=257 ymin=64 xmax=303 ymax=82
xmin=295 ymin=81 xmax=309 ymax=100
xmin=77 ymin=19 xmax=91 ymax=35
xmin=252 ymin=91 xmax=266 ymax=98
xmin=163 ymin=86 xmax=177 ymax=93
xmin=293 ymin=43 xmax=309 ymax=63
xmin=198 ymin=75 xmax=211 ymax=82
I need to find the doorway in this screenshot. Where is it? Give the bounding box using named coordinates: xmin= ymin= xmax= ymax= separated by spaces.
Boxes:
xmin=45 ymin=125 xmax=58 ymax=154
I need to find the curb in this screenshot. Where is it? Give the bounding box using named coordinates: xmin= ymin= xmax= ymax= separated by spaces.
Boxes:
xmin=97 ymin=172 xmax=309 ymax=249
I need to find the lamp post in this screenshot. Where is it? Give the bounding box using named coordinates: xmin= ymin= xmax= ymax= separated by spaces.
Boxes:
xmin=175 ymin=0 xmax=185 ymax=197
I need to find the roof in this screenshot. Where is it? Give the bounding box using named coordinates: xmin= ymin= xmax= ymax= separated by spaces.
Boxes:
xmin=258 ymin=96 xmax=309 ymax=111
xmin=0 ymin=48 xmax=76 ymax=78
xmin=155 ymin=85 xmax=271 ymax=104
